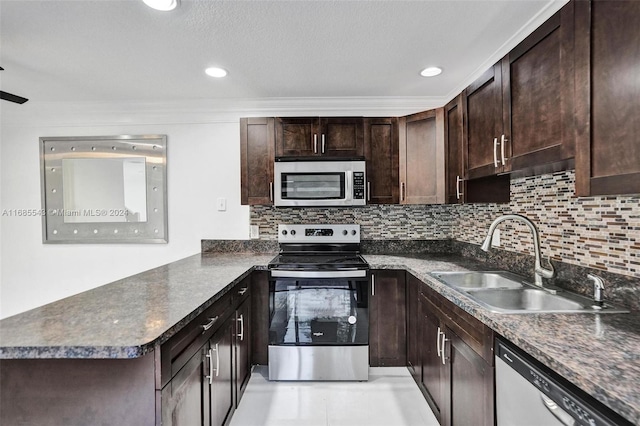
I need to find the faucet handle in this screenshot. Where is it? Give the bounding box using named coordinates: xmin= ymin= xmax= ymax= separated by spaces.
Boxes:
xmin=536 ymin=256 xmax=555 ymax=279
xmin=587 ymin=274 xmax=605 ymax=305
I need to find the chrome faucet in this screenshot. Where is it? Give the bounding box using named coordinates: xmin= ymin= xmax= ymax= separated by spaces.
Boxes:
xmin=481 ymin=214 xmax=555 ymax=287
xmin=587 ymin=274 xmax=605 ymax=306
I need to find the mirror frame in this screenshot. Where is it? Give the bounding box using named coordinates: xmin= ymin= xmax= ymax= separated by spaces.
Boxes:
xmin=40 ymin=135 xmax=168 ymax=244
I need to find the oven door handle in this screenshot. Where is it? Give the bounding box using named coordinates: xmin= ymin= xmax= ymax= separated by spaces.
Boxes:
xmin=270 ymin=270 xmax=367 ymax=279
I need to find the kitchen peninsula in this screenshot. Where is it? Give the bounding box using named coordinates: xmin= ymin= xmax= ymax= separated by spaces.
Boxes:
xmin=1 ymin=245 xmax=639 ymax=425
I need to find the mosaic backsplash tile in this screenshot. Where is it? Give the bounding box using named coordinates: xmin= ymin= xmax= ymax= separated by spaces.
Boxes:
xmin=249 ymin=170 xmax=640 ymax=279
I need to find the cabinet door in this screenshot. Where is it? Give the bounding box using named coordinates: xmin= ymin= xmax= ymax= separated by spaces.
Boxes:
xmin=209 ymin=319 xmax=234 ymax=426
xmin=575 ymin=0 xmax=640 ymax=196
xmin=441 ymin=327 xmax=494 ymax=426
xmin=364 ymin=117 xmax=399 ymax=204
xmin=250 ymin=271 xmax=269 ymax=366
xmin=406 ymin=275 xmax=420 ymax=380
xmin=399 ymin=109 xmax=445 ymax=204
xmin=502 ymin=2 xmax=576 ymax=173
xmin=319 ymin=117 xmax=364 ymax=157
xmin=162 ymin=343 xmax=207 ymax=426
xmin=464 ymin=63 xmax=504 ymax=179
xmin=235 ymin=298 xmax=251 ymax=406
xmin=418 ymin=291 xmax=444 ymax=423
xmin=240 ymin=117 xmax=275 ymax=205
xmin=275 ymin=117 xmax=319 ymax=157
xmin=445 ymin=95 xmax=464 ymax=204
xmin=369 ymin=270 xmax=406 ymax=366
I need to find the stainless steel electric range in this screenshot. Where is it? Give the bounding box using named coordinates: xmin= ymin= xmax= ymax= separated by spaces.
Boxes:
xmin=267 ymin=224 xmax=369 ymax=381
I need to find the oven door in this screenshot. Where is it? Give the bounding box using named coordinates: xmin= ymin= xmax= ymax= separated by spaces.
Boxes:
xmin=268 ymin=271 xmax=369 ymax=346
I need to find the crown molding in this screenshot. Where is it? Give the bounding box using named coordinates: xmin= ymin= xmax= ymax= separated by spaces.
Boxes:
xmin=444 ymin=0 xmax=570 ymax=104
xmin=1 ymin=96 xmax=449 ymax=127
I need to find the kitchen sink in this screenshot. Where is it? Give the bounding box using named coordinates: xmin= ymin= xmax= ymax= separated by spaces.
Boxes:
xmin=430 ymin=271 xmax=525 ymax=290
xmin=430 ymin=271 xmax=629 ymax=314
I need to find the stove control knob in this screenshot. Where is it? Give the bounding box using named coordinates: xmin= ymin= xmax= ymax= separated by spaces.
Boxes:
xmin=342 ymin=230 xmax=348 ymax=236
xmin=351 ymin=230 xmax=357 ymax=236
xmin=290 ymin=230 xmax=296 ymax=236
xmin=281 ymin=230 xmax=288 ymax=236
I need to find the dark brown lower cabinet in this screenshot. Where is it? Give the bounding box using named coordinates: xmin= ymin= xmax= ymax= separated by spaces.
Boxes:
xmin=442 ymin=327 xmax=494 ymax=426
xmin=406 ymin=274 xmax=420 ymax=380
xmin=235 ymin=296 xmax=252 ymax=405
xmin=208 ymin=318 xmax=235 ymax=426
xmin=410 ymin=274 xmax=495 ymax=426
xmin=369 ymin=270 xmax=406 ymax=367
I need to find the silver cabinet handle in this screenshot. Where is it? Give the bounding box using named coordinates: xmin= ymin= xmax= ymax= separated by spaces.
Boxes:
xmin=440 ymin=330 xmax=449 ymax=365
xmin=501 ymin=134 xmax=508 ymax=165
xmin=436 ymin=326 xmax=442 ymax=357
xmin=214 ymin=343 xmax=219 ymax=377
xmin=400 ymin=182 xmax=406 ymax=201
xmin=493 ymin=137 xmax=500 ymax=168
xmin=313 ymin=134 xmax=318 ymax=153
xmin=456 ymin=176 xmax=463 ymax=200
xmin=367 ymin=181 xmax=371 ymax=201
xmin=237 ymin=314 xmax=244 ymax=341
xmin=371 ymin=274 xmax=375 ymax=296
xmin=321 ymin=134 xmax=325 ymax=154
xmin=238 ymin=287 xmax=248 ymax=296
xmin=205 ymin=348 xmax=214 ymax=384
xmin=201 ymin=316 xmax=219 ymax=333
xmin=269 ymin=181 xmax=273 ymax=202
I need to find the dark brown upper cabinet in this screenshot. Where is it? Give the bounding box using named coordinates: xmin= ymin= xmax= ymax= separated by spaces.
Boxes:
xmin=399 ymin=109 xmax=445 ymax=204
xmin=364 ymin=117 xmax=399 ymax=204
xmin=447 ymin=94 xmax=510 ymax=204
xmin=445 ymin=95 xmax=465 ymax=204
xmin=240 ymin=117 xmax=275 ymax=205
xmin=574 ymin=0 xmax=640 ymax=196
xmin=275 ymin=117 xmax=364 ymax=158
xmin=465 ymin=1 xmax=577 ymax=179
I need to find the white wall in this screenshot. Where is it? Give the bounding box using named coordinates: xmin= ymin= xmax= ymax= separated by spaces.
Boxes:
xmin=1 ymin=108 xmax=251 ymax=318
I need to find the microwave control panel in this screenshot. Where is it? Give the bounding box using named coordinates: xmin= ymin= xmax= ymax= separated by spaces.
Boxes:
xmin=353 ymin=172 xmax=365 ymax=199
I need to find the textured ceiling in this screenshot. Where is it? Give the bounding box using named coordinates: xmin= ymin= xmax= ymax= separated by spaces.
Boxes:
xmin=0 ymin=0 xmax=567 ymax=105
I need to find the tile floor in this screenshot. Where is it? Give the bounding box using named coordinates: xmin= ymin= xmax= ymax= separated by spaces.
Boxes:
xmin=230 ymin=366 xmax=439 ymax=426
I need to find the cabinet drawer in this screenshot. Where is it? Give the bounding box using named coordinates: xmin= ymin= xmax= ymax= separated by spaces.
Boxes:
xmin=419 ymin=283 xmax=494 ymax=364
xmin=161 ymin=291 xmax=234 ymax=388
xmin=232 ymin=278 xmax=251 ymax=306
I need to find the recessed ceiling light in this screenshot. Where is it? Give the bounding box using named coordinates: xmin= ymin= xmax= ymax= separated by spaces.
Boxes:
xmin=420 ymin=67 xmax=443 ymax=77
xmin=205 ymin=67 xmax=228 ymax=78
xmin=142 ymin=0 xmax=178 ymax=11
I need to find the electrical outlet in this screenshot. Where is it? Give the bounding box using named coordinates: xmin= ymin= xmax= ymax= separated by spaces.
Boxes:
xmin=491 ymin=228 xmax=501 ymax=247
xmin=250 ymin=225 xmax=259 ymax=239
xmin=216 ymin=197 xmax=227 ymax=211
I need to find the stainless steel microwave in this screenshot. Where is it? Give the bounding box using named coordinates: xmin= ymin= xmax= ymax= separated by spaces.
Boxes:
xmin=274 ymin=160 xmax=366 ymax=207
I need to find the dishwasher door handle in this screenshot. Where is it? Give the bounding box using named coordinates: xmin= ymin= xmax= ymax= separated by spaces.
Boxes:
xmin=540 ymin=392 xmax=575 ymax=426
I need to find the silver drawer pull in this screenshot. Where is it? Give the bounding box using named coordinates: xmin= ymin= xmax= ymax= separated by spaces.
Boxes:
xmin=237 ymin=314 xmax=244 ymax=341
xmin=201 ymin=315 xmax=219 ymax=333
xmin=238 ymin=287 xmax=248 ymax=296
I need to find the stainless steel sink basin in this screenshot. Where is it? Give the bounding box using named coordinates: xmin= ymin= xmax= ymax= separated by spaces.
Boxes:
xmin=468 ymin=288 xmax=583 ymax=313
xmin=430 ymin=271 xmax=524 ymax=290
xmin=430 ymin=270 xmax=629 ymax=314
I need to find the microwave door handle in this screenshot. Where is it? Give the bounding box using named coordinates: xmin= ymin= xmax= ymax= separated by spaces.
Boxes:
xmin=345 ymin=170 xmax=352 ymax=200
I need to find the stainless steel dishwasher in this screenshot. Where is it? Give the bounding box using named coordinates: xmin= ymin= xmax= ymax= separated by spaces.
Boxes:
xmin=496 ymin=338 xmax=631 ymax=426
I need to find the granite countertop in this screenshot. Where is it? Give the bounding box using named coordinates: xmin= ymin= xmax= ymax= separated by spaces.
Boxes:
xmin=0 ymin=253 xmax=275 ymax=359
xmin=1 ymin=251 xmax=639 ymax=423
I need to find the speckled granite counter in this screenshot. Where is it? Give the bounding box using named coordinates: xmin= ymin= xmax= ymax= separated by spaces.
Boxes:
xmin=364 ymin=254 xmax=640 ymax=425
xmin=1 ymin=251 xmax=639 ymax=423
xmin=0 ymin=253 xmax=275 ymax=359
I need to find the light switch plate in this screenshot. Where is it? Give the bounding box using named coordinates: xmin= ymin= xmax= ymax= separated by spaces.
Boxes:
xmin=250 ymin=225 xmax=259 ymax=239
xmin=216 ymin=197 xmax=227 ymax=211
xmin=491 ymin=229 xmax=501 ymax=247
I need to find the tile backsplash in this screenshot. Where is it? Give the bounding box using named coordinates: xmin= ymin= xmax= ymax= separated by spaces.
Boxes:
xmin=250 ymin=170 xmax=640 ymax=279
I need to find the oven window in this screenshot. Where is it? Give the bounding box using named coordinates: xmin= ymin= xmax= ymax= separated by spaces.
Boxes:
xmin=281 ymin=172 xmax=345 ymax=200
xmin=269 ymin=278 xmax=368 ymax=345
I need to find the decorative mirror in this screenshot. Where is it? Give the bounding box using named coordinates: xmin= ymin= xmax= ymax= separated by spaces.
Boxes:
xmin=40 ymin=135 xmax=168 ymax=243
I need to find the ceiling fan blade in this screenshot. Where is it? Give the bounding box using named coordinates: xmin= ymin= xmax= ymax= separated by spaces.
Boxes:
xmin=0 ymin=91 xmax=29 ymax=104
